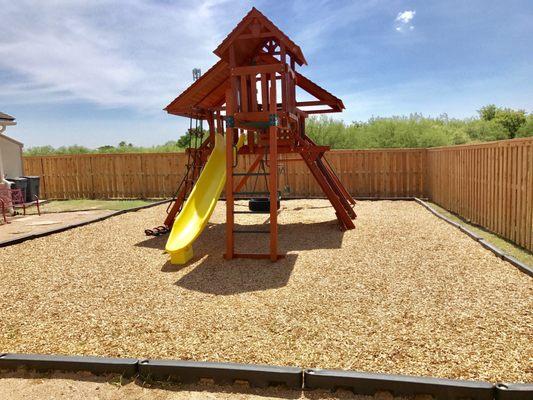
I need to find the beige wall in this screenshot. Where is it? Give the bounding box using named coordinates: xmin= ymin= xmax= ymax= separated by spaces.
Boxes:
xmin=0 ymin=135 xmax=24 ymax=178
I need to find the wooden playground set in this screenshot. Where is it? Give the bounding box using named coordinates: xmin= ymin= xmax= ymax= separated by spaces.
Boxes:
xmin=1 ymin=8 xmax=532 ymax=399
xmin=146 ymin=7 xmax=356 ymax=263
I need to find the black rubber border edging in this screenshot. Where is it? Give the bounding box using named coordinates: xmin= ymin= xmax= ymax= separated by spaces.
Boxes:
xmin=496 ymin=383 xmax=533 ymax=400
xmin=1 ymin=353 xmax=532 ymax=398
xmin=0 ymin=353 xmax=138 ymax=377
xmin=414 ymin=198 xmax=533 ymax=278
xmin=304 ymin=369 xmax=495 ymax=400
xmin=0 ymin=199 xmax=171 ymax=248
xmin=138 ymin=359 xmax=302 ymax=388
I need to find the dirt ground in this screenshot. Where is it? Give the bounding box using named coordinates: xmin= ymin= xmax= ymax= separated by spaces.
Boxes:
xmin=0 ymin=200 xmax=531 ymax=383
xmin=0 ymin=370 xmax=400 ymax=400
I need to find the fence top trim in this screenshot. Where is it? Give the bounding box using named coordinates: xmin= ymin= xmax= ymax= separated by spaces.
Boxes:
xmin=23 ymin=148 xmax=428 ymax=159
xmin=23 ymin=137 xmax=532 ymax=159
xmin=427 ymin=137 xmax=533 ymax=151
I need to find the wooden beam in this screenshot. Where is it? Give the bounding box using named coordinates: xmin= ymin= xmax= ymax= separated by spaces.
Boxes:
xmin=296 ymin=100 xmax=329 ymax=107
xmin=237 ymin=31 xmax=274 ymax=40
xmin=232 ymin=253 xmax=285 ymax=260
xmin=305 ymin=108 xmax=336 ymax=114
xmin=232 ymin=64 xmax=284 ymax=77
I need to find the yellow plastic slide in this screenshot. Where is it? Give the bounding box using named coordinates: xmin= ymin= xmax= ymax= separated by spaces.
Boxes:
xmin=165 ymin=133 xmax=244 ymax=264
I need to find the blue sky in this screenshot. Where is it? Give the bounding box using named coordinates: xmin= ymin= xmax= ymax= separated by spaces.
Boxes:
xmin=1 ymin=0 xmax=532 ymax=148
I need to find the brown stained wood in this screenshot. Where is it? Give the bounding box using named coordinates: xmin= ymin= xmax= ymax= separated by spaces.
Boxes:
xmin=240 ymin=76 xmax=248 ymax=113
xmin=426 ymin=138 xmax=533 ymax=252
xmin=260 ymin=73 xmax=268 ymax=110
xmin=269 ymin=125 xmax=279 ymax=261
xmin=22 ymin=139 xmax=533 ymax=251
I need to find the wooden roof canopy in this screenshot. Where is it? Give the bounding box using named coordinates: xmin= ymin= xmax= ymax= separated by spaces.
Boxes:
xmin=165 ymin=7 xmax=345 ymax=119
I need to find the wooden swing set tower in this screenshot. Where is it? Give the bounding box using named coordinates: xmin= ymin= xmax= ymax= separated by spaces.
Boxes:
xmin=161 ymin=8 xmax=356 ymax=261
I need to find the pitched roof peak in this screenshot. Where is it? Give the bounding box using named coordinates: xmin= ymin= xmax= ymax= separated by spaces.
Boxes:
xmin=213 ymin=7 xmax=307 ymax=66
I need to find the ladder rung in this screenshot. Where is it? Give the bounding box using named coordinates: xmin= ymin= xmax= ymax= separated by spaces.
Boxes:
xmin=234 ymin=191 xmax=269 ymax=195
xmin=232 ymin=172 xmax=269 ymax=176
xmin=233 ymin=229 xmax=270 ymax=234
xmin=234 ymin=210 xmax=255 ymax=214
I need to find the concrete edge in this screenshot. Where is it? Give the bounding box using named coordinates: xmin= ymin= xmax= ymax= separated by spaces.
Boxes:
xmin=0 ymin=199 xmax=171 ymax=248
xmin=413 ymin=198 xmax=532 ymax=278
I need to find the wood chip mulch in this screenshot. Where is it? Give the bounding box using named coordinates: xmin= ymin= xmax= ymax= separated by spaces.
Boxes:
xmin=0 ymin=200 xmax=531 ymax=383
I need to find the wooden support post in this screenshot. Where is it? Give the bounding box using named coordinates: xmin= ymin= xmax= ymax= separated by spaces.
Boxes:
xmin=224 ymin=44 xmax=240 ymax=260
xmin=269 ymin=124 xmax=278 ymax=261
xmin=240 ymin=75 xmax=248 ymax=113
xmin=280 ymin=44 xmax=287 ymax=112
xmin=247 ymin=130 xmax=255 ymax=153
xmin=269 ymin=68 xmax=278 ymax=261
xmin=225 ymin=91 xmax=235 ymax=259
xmin=261 ymin=74 xmax=268 ymax=111
xmin=207 ymin=112 xmax=215 ymax=147
xmin=215 ymin=110 xmax=223 ymax=133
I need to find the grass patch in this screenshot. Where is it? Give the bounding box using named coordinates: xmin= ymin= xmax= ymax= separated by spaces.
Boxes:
xmin=30 ymin=199 xmax=156 ymax=214
xmin=428 ymin=201 xmax=533 ymax=266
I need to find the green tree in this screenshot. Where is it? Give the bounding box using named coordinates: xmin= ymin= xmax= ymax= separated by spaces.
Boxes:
xmin=516 ymin=115 xmax=533 ymax=137
xmin=478 ymin=104 xmax=498 ymax=121
xmin=493 ymin=108 xmax=527 ymax=138
xmin=177 ymin=134 xmax=191 ymax=148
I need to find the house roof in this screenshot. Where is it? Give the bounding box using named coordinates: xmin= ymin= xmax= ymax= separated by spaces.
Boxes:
xmin=214 ymin=7 xmax=307 ymax=66
xmin=0 ymin=112 xmax=15 ymax=121
xmin=0 ymin=133 xmax=23 ymax=147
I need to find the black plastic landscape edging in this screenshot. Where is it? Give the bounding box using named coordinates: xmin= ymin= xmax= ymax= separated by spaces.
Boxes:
xmin=495 ymin=383 xmax=533 ymax=400
xmin=1 ymin=353 xmax=532 ymax=399
xmin=304 ymin=369 xmax=495 ymax=400
xmin=0 ymin=353 xmax=138 ymax=377
xmin=413 ymin=198 xmax=533 ymax=278
xmin=0 ymin=199 xmax=171 ymax=248
xmin=138 ymin=359 xmax=302 ymax=388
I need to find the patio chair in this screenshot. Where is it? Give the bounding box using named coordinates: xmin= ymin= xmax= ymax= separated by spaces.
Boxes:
xmin=0 ymin=187 xmax=40 ymax=224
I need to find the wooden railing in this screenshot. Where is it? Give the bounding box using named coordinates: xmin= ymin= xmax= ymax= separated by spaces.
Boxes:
xmin=23 ymin=138 xmax=533 ymax=251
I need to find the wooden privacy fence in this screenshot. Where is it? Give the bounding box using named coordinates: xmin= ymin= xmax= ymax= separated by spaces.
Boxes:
xmin=23 ymin=138 xmax=533 ymax=251
xmin=427 ymin=138 xmax=533 ymax=252
xmin=23 ymin=149 xmax=427 ymax=200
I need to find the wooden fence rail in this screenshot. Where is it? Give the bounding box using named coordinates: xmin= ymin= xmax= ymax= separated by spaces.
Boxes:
xmin=23 ymin=138 xmax=533 ymax=251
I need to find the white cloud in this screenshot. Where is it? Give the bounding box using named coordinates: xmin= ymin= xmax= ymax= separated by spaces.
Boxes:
xmin=395 ymin=9 xmax=416 ymax=32
xmin=396 ymin=10 xmax=416 ymax=24
xmin=0 ymin=0 xmax=246 ymax=112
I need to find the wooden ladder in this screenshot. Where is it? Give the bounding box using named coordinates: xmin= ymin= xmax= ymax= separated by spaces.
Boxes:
xmin=225 ymin=125 xmax=284 ymax=261
xmin=299 ymin=137 xmax=356 ymax=231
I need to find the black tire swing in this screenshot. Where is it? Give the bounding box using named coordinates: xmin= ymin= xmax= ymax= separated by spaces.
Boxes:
xmin=248 ymin=153 xmax=289 ymax=213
